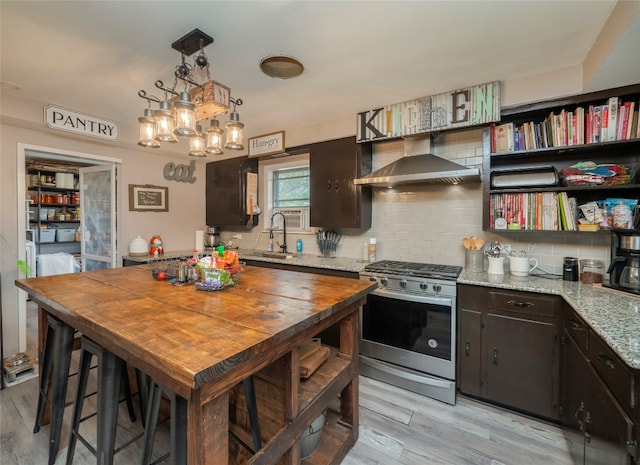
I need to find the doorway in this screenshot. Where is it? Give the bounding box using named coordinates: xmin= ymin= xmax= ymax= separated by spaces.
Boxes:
xmin=14 ymin=143 xmax=122 ymax=358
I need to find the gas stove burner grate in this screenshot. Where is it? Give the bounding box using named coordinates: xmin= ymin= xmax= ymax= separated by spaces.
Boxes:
xmin=363 ymin=260 xmax=462 ymax=279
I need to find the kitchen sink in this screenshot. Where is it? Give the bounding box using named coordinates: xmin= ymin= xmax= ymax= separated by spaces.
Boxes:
xmin=245 ymin=251 xmax=293 ymax=260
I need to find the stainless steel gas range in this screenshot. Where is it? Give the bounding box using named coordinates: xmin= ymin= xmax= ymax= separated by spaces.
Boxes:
xmin=359 ymin=260 xmax=462 ymax=405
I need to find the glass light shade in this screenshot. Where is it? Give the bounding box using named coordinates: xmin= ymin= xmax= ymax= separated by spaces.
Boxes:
xmin=137 ymin=109 xmax=160 ymax=148
xmin=173 ymin=91 xmax=197 ymax=137
xmin=189 ymin=125 xmax=206 ymax=157
xmin=154 ymin=100 xmax=177 ymax=142
xmin=224 ymin=111 xmax=245 ymax=150
xmin=205 ymin=119 xmax=224 ymax=155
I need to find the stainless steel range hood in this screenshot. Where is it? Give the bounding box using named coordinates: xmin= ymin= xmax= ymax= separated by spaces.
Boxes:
xmin=354 ymin=136 xmax=480 ymax=187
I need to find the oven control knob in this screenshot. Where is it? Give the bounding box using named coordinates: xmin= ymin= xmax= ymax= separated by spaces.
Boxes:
xmin=420 ymin=282 xmax=428 ymax=290
xmin=380 ymin=277 xmax=388 ymax=286
xmin=400 ymin=279 xmax=407 ymax=289
xmin=432 ymin=284 xmax=442 ymax=293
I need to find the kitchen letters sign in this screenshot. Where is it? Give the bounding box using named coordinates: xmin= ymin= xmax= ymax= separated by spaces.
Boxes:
xmin=44 ymin=105 xmax=119 ymax=141
xmin=357 ymin=81 xmax=500 ymax=142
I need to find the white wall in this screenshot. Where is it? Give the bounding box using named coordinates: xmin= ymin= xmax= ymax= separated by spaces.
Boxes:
xmin=1 ymin=96 xmax=207 ymax=355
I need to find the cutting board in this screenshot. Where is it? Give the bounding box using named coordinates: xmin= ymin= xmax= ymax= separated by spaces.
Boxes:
xmin=300 ymin=346 xmax=331 ymax=379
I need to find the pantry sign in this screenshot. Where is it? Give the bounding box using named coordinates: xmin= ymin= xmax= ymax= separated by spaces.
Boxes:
xmin=357 ymin=81 xmax=500 ymax=142
xmin=44 ymin=105 xmax=119 ymax=141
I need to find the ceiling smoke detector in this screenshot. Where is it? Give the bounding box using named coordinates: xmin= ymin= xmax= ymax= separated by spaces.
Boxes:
xmin=260 ymin=56 xmax=304 ymax=79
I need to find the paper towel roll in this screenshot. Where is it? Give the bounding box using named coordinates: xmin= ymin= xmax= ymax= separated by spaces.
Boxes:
xmin=65 ymin=173 xmax=75 ymax=189
xmin=195 ymin=230 xmax=204 ymax=252
xmin=55 ymin=172 xmax=66 ymax=188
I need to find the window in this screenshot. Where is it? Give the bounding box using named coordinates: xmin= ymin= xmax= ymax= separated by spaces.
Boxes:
xmin=260 ymin=154 xmax=311 ymax=232
xmin=273 ymin=166 xmax=309 ymax=209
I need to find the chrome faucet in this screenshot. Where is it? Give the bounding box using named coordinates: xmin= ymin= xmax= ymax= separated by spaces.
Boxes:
xmin=270 ymin=212 xmax=288 ymax=254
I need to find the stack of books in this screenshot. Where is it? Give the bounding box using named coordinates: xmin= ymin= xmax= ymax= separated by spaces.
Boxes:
xmin=490 ymin=192 xmax=579 ymax=231
xmin=491 ymin=96 xmax=639 ymax=153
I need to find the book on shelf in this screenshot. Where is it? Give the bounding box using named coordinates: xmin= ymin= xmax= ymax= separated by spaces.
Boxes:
xmin=491 ymin=93 xmax=639 ymax=156
xmin=592 ymin=106 xmax=602 ymax=143
xmin=558 ymin=192 xmax=577 ymax=231
xmin=494 ymin=122 xmax=514 ymax=152
xmin=490 ymin=192 xmax=589 ymax=232
xmin=575 ymin=107 xmax=584 ymax=145
xmin=618 ymin=102 xmax=628 ymax=140
xmin=607 ymin=96 xmax=619 ymax=142
xmin=627 ymin=101 xmax=635 ymax=139
xmin=600 ymin=105 xmax=609 ymax=142
xmin=489 ymin=122 xmax=496 ymax=153
xmin=630 ymin=104 xmax=639 ymax=139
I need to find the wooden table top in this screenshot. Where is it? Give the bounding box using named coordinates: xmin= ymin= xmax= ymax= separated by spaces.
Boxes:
xmin=16 ymin=265 xmax=375 ymax=398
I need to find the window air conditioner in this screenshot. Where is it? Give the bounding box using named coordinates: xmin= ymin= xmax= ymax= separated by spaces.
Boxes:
xmin=273 ymin=208 xmax=308 ymax=231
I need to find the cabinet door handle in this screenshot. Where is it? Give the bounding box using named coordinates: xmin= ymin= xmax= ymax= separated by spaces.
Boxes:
xmin=334 ymin=181 xmax=339 ymax=191
xmin=493 ymin=348 xmax=498 ymax=365
xmin=465 ymin=340 xmax=471 ymax=356
xmin=327 ymin=180 xmax=332 ymax=191
xmin=574 ymin=401 xmax=585 ymax=431
xmin=597 ymin=352 xmax=616 ymax=370
xmin=568 ymin=319 xmax=581 ymax=330
xmin=507 ymin=300 xmax=534 ymax=307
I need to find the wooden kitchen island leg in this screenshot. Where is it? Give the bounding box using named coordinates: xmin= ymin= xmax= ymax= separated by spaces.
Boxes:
xmin=340 ymin=308 xmax=359 ymax=437
xmin=188 ymin=390 xmax=229 ymax=465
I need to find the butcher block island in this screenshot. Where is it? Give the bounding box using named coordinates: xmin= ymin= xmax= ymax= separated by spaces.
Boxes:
xmin=16 ymin=265 xmax=376 ymax=465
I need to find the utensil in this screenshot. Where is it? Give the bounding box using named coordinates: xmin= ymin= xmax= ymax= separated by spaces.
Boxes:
xmin=316 ymin=229 xmax=341 ymax=257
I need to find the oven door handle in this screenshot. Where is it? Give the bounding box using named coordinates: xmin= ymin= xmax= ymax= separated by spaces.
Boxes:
xmin=371 ymin=287 xmax=453 ymax=306
xmin=360 ymin=357 xmax=454 ymax=389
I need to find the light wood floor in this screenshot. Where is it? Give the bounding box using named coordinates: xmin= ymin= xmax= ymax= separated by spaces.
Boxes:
xmin=0 ymin=303 xmax=575 ymax=465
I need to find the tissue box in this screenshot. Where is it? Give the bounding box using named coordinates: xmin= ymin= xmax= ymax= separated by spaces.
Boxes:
xmin=56 ymin=229 xmax=76 ymax=242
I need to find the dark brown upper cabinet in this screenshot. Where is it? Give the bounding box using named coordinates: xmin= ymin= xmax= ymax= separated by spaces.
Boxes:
xmin=206 ymin=156 xmax=258 ymax=227
xmin=308 ymin=136 xmax=372 ymax=229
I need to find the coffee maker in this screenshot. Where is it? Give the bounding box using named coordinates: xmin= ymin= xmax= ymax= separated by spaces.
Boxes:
xmin=604 ymin=230 xmax=640 ymax=295
xmin=203 ymin=226 xmax=222 ymax=250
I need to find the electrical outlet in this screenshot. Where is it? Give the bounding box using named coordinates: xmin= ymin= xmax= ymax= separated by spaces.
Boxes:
xmin=501 ymin=244 xmax=512 ymax=256
xmin=231 ymin=234 xmax=243 ymax=240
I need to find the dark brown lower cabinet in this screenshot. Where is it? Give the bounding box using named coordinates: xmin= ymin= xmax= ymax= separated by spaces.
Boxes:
xmin=459 ymin=284 xmax=638 ymax=463
xmin=483 ymin=312 xmax=557 ymax=419
xmin=457 ymin=285 xmax=560 ymax=421
xmin=458 ymin=307 xmax=482 ymax=397
xmin=562 ymin=327 xmax=634 ymax=465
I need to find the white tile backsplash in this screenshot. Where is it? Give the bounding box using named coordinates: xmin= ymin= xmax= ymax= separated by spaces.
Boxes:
xmin=222 ymin=129 xmax=612 ymax=275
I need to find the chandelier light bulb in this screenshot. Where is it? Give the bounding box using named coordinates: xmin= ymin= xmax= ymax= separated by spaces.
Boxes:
xmin=224 ymin=110 xmax=245 ymax=150
xmin=154 ymin=100 xmax=177 ymax=142
xmin=138 ymin=108 xmax=160 ymax=148
xmin=189 ymin=125 xmax=206 ymax=157
xmin=205 ymin=118 xmax=224 ymax=155
xmin=173 ymin=91 xmax=197 ymax=137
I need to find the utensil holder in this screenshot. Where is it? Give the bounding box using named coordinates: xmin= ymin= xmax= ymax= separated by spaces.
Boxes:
xmin=487 ymin=256 xmax=504 ymax=275
xmin=465 ymin=249 xmax=485 ymax=273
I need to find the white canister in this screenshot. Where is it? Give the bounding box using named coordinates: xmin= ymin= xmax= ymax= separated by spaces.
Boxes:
xmin=487 ymin=256 xmax=505 ymax=275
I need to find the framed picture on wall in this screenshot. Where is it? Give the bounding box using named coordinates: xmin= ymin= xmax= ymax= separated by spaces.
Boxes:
xmin=128 ymin=184 xmax=169 ymax=212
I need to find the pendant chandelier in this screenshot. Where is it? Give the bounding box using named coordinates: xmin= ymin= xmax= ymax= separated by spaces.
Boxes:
xmin=137 ymin=29 xmax=245 ymax=156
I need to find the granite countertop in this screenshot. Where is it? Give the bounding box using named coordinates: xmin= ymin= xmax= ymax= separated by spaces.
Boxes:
xmin=459 ymin=270 xmax=640 ymax=370
xmin=122 ymin=248 xmax=368 ymax=274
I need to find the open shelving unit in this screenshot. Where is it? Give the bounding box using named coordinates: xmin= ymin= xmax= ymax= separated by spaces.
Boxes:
xmin=482 ymin=84 xmax=640 ymax=234
xmin=229 ymin=313 xmax=359 ymax=465
xmin=26 ymin=167 xmax=80 ymax=256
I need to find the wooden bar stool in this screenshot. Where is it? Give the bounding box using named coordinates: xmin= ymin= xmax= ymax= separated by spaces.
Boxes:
xmin=140 ymin=376 xmax=261 ymax=465
xmin=65 ymin=337 xmax=141 ymax=465
xmin=33 ymin=315 xmax=76 ymax=465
